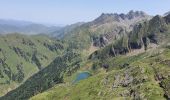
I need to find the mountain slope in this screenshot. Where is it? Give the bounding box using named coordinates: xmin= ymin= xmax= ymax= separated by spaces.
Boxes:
xmin=30 ymin=47 xmax=170 ymax=100
xmin=29 ymin=14 xmax=170 ymax=100
xmin=0 ymin=34 xmax=66 ymax=96
xmin=0 ymin=50 xmax=82 ymax=100
xmin=54 ymin=11 xmax=150 ymax=50
xmin=90 ymin=14 xmax=170 ymax=60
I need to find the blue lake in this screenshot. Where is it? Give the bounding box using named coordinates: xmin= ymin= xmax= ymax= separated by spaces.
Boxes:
xmin=73 ymin=72 xmax=91 ymax=83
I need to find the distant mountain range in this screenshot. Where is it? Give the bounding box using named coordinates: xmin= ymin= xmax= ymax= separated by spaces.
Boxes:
xmin=0 ymin=19 xmax=61 ymax=35
xmin=0 ymin=10 xmax=170 ymax=37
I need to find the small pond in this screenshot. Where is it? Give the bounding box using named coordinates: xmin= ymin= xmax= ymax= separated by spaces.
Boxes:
xmin=73 ymin=72 xmax=91 ymax=83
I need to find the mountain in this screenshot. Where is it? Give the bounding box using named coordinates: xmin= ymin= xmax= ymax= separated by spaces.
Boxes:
xmin=0 ymin=19 xmax=61 ymax=35
xmin=30 ymin=13 xmax=170 ymax=100
xmin=50 ymin=22 xmax=85 ymax=38
xmin=0 ymin=10 xmax=151 ymax=99
xmin=52 ymin=10 xmax=151 ymax=50
xmin=90 ymin=14 xmax=170 ymax=59
xmin=1 ymin=11 xmax=170 ymax=100
xmin=0 ymin=19 xmax=34 ymax=26
xmin=0 ymin=34 xmax=66 ymax=96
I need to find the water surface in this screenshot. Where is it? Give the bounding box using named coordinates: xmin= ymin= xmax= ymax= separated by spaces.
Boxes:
xmin=73 ymin=72 xmax=91 ymax=83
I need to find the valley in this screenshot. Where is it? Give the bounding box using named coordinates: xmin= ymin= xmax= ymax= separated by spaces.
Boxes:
xmin=0 ymin=9 xmax=170 ymax=100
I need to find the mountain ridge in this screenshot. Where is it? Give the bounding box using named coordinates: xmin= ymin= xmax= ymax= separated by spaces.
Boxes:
xmin=0 ymin=19 xmax=61 ymax=35
xmin=54 ymin=10 xmax=151 ymax=50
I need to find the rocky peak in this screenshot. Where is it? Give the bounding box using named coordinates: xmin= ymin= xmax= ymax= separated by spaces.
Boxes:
xmin=126 ymin=10 xmax=147 ymax=19
xmin=93 ymin=10 xmax=149 ymax=25
xmin=93 ymin=13 xmax=120 ymax=24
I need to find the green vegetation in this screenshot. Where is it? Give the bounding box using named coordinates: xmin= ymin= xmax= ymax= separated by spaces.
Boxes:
xmin=0 ymin=50 xmax=82 ymax=100
xmin=30 ymin=14 xmax=170 ymax=100
xmin=1 ymin=12 xmax=170 ymax=100
xmin=31 ymin=48 xmax=170 ymax=100
xmin=0 ymin=33 xmax=66 ymax=96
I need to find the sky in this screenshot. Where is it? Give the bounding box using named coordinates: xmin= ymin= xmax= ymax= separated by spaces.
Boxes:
xmin=0 ymin=0 xmax=170 ymax=25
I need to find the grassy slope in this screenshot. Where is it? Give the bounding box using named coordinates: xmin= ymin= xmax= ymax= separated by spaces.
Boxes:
xmin=0 ymin=34 xmax=66 ymax=96
xmin=0 ymin=50 xmax=83 ymax=100
xmin=31 ymin=46 xmax=170 ymax=100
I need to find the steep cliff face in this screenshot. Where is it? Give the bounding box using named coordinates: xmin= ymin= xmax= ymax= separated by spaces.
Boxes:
xmin=129 ymin=15 xmax=168 ymax=50
xmin=89 ymin=14 xmax=170 ymax=60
